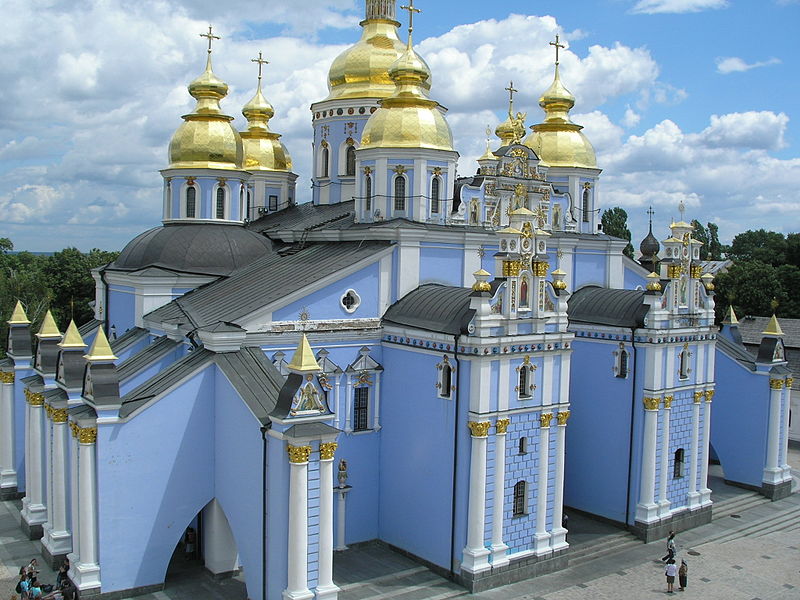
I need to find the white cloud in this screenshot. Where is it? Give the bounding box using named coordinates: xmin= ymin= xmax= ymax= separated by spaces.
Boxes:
xmin=0 ymin=185 xmax=63 ymax=223
xmin=699 ymin=111 xmax=788 ymax=150
xmin=716 ymin=56 xmax=781 ymax=74
xmin=622 ymin=107 xmax=641 ymax=128
xmin=631 ymin=0 xmax=728 ymax=14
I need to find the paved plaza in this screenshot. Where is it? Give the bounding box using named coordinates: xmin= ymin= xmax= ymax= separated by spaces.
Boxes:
xmin=1 ymin=446 xmax=797 ymax=600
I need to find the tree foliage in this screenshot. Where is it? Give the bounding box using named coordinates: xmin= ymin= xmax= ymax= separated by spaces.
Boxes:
xmin=707 ymin=223 xmax=723 ymax=260
xmin=601 ymin=207 xmax=634 ymax=259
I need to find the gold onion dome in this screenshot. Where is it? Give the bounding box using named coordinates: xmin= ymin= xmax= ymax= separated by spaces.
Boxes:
xmin=361 ymin=28 xmax=453 ymax=151
xmin=523 ymin=63 xmax=597 ymax=169
xmin=326 ymin=2 xmax=425 ymax=100
xmin=168 ymin=42 xmax=243 ymax=170
xmin=241 ymin=67 xmax=292 ymax=171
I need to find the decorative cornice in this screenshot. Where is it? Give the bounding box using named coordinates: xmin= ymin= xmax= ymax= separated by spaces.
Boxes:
xmin=467 ymin=421 xmax=491 ymax=438
xmin=693 ymin=391 xmax=704 ymax=403
xmin=704 ymin=389 xmax=714 ymax=403
xmin=0 ymin=371 xmax=14 ymax=384
xmin=287 ymin=445 xmax=312 ymax=464
xmin=319 ymin=442 xmax=338 ymax=461
xmin=769 ymin=379 xmax=784 ymax=390
xmin=78 ymin=427 xmax=97 ymax=444
xmin=495 ymin=418 xmax=510 ymax=434
xmin=539 ymin=413 xmax=554 ymax=428
xmin=643 ymin=397 xmax=660 ymax=411
xmin=24 ymin=388 xmax=44 ymax=406
xmin=663 ymin=395 xmax=673 ymax=409
xmin=557 ymin=410 xmax=571 ymax=426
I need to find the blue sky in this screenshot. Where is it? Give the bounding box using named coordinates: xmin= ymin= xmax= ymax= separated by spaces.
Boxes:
xmin=1 ymin=0 xmax=798 ymax=251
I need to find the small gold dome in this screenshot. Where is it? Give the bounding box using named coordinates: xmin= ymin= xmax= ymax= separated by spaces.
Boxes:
xmin=240 ymin=79 xmax=292 ymax=171
xmin=495 ymin=115 xmax=516 ymax=146
xmin=646 ymin=272 xmax=662 ymax=292
xmin=361 ymin=41 xmax=453 ymax=151
xmin=523 ymin=64 xmax=597 ymax=169
xmin=168 ymin=53 xmax=243 ymax=170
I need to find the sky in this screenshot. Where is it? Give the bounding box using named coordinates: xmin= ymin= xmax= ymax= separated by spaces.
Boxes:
xmin=1 ymin=0 xmax=798 ymax=252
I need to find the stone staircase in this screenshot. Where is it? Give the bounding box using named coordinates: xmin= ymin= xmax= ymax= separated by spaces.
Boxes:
xmin=710 ymin=490 xmax=770 ymax=521
xmin=337 ymin=565 xmax=467 ymax=600
xmin=566 ymin=530 xmax=643 ymax=567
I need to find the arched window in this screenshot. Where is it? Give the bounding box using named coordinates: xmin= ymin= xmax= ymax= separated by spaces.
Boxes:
xmin=354 ymin=386 xmax=370 ymax=432
xmin=618 ymin=349 xmax=629 ymax=378
xmin=431 ymin=176 xmax=441 ymax=214
xmin=345 ymin=145 xmax=356 ymax=176
xmin=216 ymin=187 xmax=225 ymax=219
xmin=186 ymin=186 xmax=196 ymax=218
xmin=246 ymin=190 xmax=251 ymax=219
xmin=513 ymin=481 xmax=527 ymax=516
xmin=394 ymin=176 xmax=406 ymax=212
xmin=321 ymin=146 xmax=329 ymax=178
xmin=673 ymin=448 xmax=685 ymax=478
xmin=441 ymin=363 xmax=452 ymax=397
xmin=518 ymin=437 xmax=528 ymax=454
xmin=582 ymin=188 xmax=590 ymax=222
xmin=679 ymin=349 xmax=689 ymax=380
xmin=518 ymin=365 xmax=532 ymax=398
xmin=365 ymin=175 xmax=372 ymax=212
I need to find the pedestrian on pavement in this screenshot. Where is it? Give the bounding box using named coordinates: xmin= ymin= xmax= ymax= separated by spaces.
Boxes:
xmin=661 ymin=531 xmax=676 ymax=562
xmin=665 ymin=559 xmax=678 ymax=593
xmin=678 ymin=560 xmax=688 ymax=591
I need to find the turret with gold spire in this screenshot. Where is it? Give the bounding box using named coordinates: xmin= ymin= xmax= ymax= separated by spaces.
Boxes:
xmin=34 ymin=310 xmax=62 ymax=379
xmin=6 ymin=300 xmax=33 ymax=360
xmin=56 ymin=320 xmax=89 ymax=393
xmin=82 ymin=327 xmax=121 ymax=409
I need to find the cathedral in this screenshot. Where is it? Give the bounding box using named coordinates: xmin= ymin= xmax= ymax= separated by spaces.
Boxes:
xmin=0 ymin=2 xmax=794 ymax=599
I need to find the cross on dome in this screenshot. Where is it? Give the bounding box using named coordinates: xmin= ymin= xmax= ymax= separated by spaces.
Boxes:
xmin=200 ymin=25 xmax=220 ymax=54
xmin=678 ymin=200 xmax=686 ymax=221
xmin=505 ymin=81 xmax=518 ymax=104
xmin=400 ymin=0 xmax=421 ymax=41
xmin=550 ymin=33 xmax=565 ymax=65
xmin=647 ymin=206 xmax=655 ymax=225
xmin=251 ymin=51 xmax=269 ymax=81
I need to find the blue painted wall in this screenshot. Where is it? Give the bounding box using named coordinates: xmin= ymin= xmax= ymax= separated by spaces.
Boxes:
xmin=624 ymin=264 xmax=648 ymax=290
xmin=419 ymin=244 xmax=463 ymax=287
xmin=573 ymin=252 xmax=606 ymax=290
xmin=108 ymin=286 xmax=136 ymax=334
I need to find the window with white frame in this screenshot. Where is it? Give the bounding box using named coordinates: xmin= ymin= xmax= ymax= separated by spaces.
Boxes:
xmin=345 ymin=145 xmax=356 ymax=176
xmin=186 ymin=186 xmax=197 ymax=218
xmin=394 ymin=176 xmax=407 ymax=212
xmin=516 ymin=357 xmax=536 ymax=399
xmin=673 ymin=448 xmax=685 ymax=478
xmin=321 ymin=146 xmax=329 ymax=178
xmin=431 ymin=176 xmax=441 ymax=214
xmin=340 ymin=289 xmax=361 ymax=313
xmin=353 ymin=386 xmax=370 ymax=431
xmin=365 ymin=175 xmax=372 ymax=212
xmin=679 ymin=348 xmax=690 ymax=380
xmin=216 ymin=187 xmax=226 ymax=219
xmin=582 ymin=188 xmax=590 ymax=222
xmin=518 ymin=436 xmax=528 ymax=454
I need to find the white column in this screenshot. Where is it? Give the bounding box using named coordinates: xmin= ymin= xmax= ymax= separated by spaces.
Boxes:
xmin=344 ymin=376 xmax=353 ymax=433
xmin=0 ymin=377 xmax=17 ymax=491
xmin=699 ymin=391 xmax=713 ymax=505
xmin=372 ymin=376 xmax=381 ymax=431
xmin=72 ymin=427 xmax=100 ymax=591
xmin=22 ymin=397 xmax=31 ymax=512
xmin=23 ymin=396 xmax=47 ymax=528
xmin=534 ymin=414 xmax=552 ymax=555
xmin=316 ymin=443 xmax=339 ymax=600
xmin=780 ymin=384 xmax=792 ymax=480
xmin=657 ymin=397 xmax=672 ymax=518
xmin=550 ymin=410 xmax=569 ymax=551
xmin=636 ymin=397 xmax=660 ymax=523
xmin=43 ymin=409 xmax=53 ymax=539
xmin=461 ymin=421 xmax=490 ymax=574
xmin=763 ymin=380 xmax=784 ymax=485
xmin=687 ymin=392 xmax=702 ymax=509
xmin=284 ymin=445 xmax=313 ymax=600
xmin=490 ymin=419 xmax=509 ymax=567
xmin=43 ymin=411 xmax=72 ymax=556
xmin=67 ymin=425 xmax=81 ymax=568
xmin=335 ymin=488 xmax=350 ymax=551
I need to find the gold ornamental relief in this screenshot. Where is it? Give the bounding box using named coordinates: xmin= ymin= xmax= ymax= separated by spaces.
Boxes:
xmin=556 ymin=411 xmax=571 ymax=426
xmin=786 ymin=377 xmax=794 ymax=388
xmin=690 ymin=265 xmax=703 ymax=279
xmin=495 ymin=418 xmax=510 ymax=434
xmin=78 ymin=427 xmax=97 ymax=444
xmin=69 ymin=421 xmax=80 ymax=438
xmin=693 ymin=391 xmax=704 ymax=403
xmin=287 ymin=445 xmax=312 ymax=464
xmin=502 ymin=260 xmax=521 ymax=277
xmin=319 ymin=442 xmax=338 ymax=460
xmin=643 ymin=397 xmax=660 ymax=411
xmin=539 ymin=413 xmax=554 ymax=428
xmin=705 ymin=389 xmax=714 ymax=402
xmin=24 ymin=389 xmax=44 ymax=406
xmin=0 ymin=371 xmax=14 ymax=383
xmin=467 ymin=421 xmax=491 ymax=437
xmin=51 ymin=408 xmax=68 ymax=423
xmin=667 ymin=265 xmax=683 ymax=279
xmin=532 ymin=261 xmax=549 ymax=277
xmin=663 ymin=395 xmax=674 ymax=409
xmin=769 ymin=379 xmax=784 ymax=390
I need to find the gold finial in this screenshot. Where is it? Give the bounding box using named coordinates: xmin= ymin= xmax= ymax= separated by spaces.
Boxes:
xmin=8 ymin=300 xmax=30 ymax=324
xmin=400 ymin=0 xmax=421 ymax=45
xmin=472 ymin=269 xmax=492 ymax=292
xmin=646 ymin=272 xmax=662 ymax=292
xmin=287 ymin=334 xmax=321 ymax=372
xmin=251 ymin=51 xmax=269 ymax=82
xmin=59 ymin=320 xmax=86 ymax=349
xmin=550 ymin=33 xmax=566 ymax=65
xmin=723 ymin=305 xmax=738 ymax=325
xmin=37 ymin=310 xmax=61 ymax=338
xmin=84 ymin=327 xmax=118 ymax=361
xmin=200 ymin=25 xmax=220 ymax=54
xmin=762 ymin=314 xmax=784 ymax=336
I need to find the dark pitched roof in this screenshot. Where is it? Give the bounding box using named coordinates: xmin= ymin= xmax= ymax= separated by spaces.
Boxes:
xmin=736 ymin=316 xmax=800 ymax=348
xmin=111 ymin=327 xmax=149 ymax=354
xmin=249 ymin=201 xmax=355 ymax=233
xmin=145 ymin=241 xmax=392 ymax=330
xmin=78 ymin=319 xmax=102 ymax=338
xmin=383 ymin=284 xmax=476 ymax=335
xmin=568 ymin=286 xmax=648 ymax=328
xmin=116 ymin=336 xmax=180 ymax=381
xmin=716 ymin=335 xmax=756 ymax=371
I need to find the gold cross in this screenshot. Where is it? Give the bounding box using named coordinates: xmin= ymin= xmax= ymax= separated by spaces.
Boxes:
xmin=400 ymin=1 xmax=421 ymax=35
xmin=251 ymin=51 xmax=269 ymax=80
xmin=550 ymin=34 xmax=565 ymax=65
xmin=505 ymin=81 xmax=518 ymax=105
xmin=200 ymin=25 xmax=220 ymax=54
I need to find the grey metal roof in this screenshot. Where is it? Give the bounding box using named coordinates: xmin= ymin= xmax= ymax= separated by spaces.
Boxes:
xmin=250 ymin=201 xmax=355 ymax=233
xmin=736 ymin=316 xmax=800 ymax=348
xmin=78 ymin=319 xmax=101 ymax=338
xmin=568 ymin=286 xmax=648 ymax=328
xmin=86 ymin=362 xmax=121 ymax=407
xmin=111 ymin=327 xmax=148 ymax=354
xmin=145 ymin=241 xmax=392 ymax=330
xmin=110 ymin=223 xmax=273 ymax=277
xmin=716 ymin=335 xmax=756 ymax=371
xmin=57 ymin=349 xmax=86 ymax=390
xmin=116 ymin=336 xmax=180 ymax=381
xmin=215 ymin=347 xmax=285 ymax=424
xmin=0 ymin=358 xmax=13 ymax=370
xmin=383 ymin=284 xmax=476 ymax=335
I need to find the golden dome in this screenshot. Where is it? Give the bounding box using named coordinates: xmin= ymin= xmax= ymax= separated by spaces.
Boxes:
xmin=523 ymin=64 xmax=597 ymax=169
xmin=361 ymin=39 xmax=453 ymax=151
xmin=240 ymin=77 xmax=292 ymax=171
xmin=168 ymin=52 xmax=243 ymax=170
xmin=326 ymin=13 xmax=417 ymax=101
xmin=495 ymin=115 xmax=516 ymax=147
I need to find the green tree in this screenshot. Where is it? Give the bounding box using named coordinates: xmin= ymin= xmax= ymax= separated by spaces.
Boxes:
xmin=707 ymin=223 xmax=724 ymax=260
xmin=714 ymin=260 xmax=789 ymax=322
xmin=775 ymin=264 xmax=800 ymax=317
xmin=0 ymin=238 xmax=12 ymax=254
xmin=785 ymin=232 xmax=800 ymax=267
xmin=691 ymin=220 xmax=709 ymax=260
xmin=601 ymin=207 xmax=634 ymax=259
xmin=728 ymin=229 xmax=787 ymax=267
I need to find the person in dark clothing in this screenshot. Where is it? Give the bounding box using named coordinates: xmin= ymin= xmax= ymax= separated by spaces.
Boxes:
xmin=678 ymin=560 xmax=688 ymax=591
xmin=661 ymin=531 xmax=676 ymax=561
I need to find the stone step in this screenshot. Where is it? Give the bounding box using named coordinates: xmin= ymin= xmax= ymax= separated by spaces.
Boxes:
xmin=711 ymin=492 xmax=769 ymax=520
xmin=338 ymin=565 xmax=466 ymax=600
xmin=700 ymin=504 xmax=800 ymax=545
xmin=568 ymin=534 xmax=643 ymax=567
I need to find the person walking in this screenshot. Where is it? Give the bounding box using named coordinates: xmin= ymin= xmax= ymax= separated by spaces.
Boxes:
xmin=665 ymin=559 xmax=678 ymax=593
xmin=678 ymin=559 xmax=688 ymax=591
xmin=661 ymin=531 xmax=676 ymax=562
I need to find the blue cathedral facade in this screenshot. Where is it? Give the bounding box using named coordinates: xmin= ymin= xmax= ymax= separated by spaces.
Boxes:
xmin=0 ymin=2 xmax=794 ymax=599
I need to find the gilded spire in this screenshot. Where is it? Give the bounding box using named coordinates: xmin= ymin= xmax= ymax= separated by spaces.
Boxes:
xmin=723 ymin=305 xmax=739 ymax=325
xmin=495 ymin=82 xmax=521 ymax=146
xmin=762 ymin=314 xmax=784 ymax=336
xmin=37 ymin=310 xmax=61 ymax=338
xmin=479 ymin=124 xmax=495 ymax=160
xmin=287 ymin=334 xmax=321 ymax=372
xmin=8 ymin=300 xmax=30 ymax=324
xmin=59 ymin=320 xmax=86 ymax=349
xmin=84 ymin=327 xmax=118 ymax=361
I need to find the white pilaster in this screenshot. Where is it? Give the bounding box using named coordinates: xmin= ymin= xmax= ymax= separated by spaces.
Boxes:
xmin=550 ymin=411 xmax=569 ymax=551
xmin=66 ymin=426 xmax=80 ymax=568
xmin=489 ymin=420 xmax=509 ymax=567
xmin=335 ymin=487 xmax=351 ymax=551
xmin=43 ymin=411 xmax=53 ymax=540
xmin=780 ymin=386 xmax=792 ymax=480
xmin=687 ymin=394 xmax=702 ymax=509
xmin=22 ymin=399 xmax=47 ymax=528
xmin=461 ymin=422 xmax=490 ymax=574
xmin=699 ymin=391 xmax=713 ymax=506
xmin=763 ymin=381 xmax=784 ymax=485
xmin=636 ymin=397 xmax=660 ymax=523
xmin=657 ymin=397 xmax=672 ymax=518
xmin=316 ymin=443 xmax=339 ymax=600
xmin=43 ymin=411 xmax=72 ymax=557
xmin=284 ymin=445 xmax=313 ymax=600
xmin=0 ymin=380 xmax=17 ymax=490
xmin=534 ymin=415 xmax=552 ymax=554
xmin=72 ymin=428 xmax=100 ymax=591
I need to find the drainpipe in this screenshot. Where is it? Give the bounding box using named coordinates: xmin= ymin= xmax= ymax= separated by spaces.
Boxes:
xmin=99 ymin=267 xmax=110 ymax=335
xmin=449 ymin=334 xmax=461 ymax=581
xmin=260 ymin=422 xmax=272 ymax=600
xmin=625 ymin=327 xmax=638 ymax=526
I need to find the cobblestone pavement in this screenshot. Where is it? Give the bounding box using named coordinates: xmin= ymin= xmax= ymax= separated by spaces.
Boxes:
xmin=0 ymin=446 xmax=797 ymax=600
